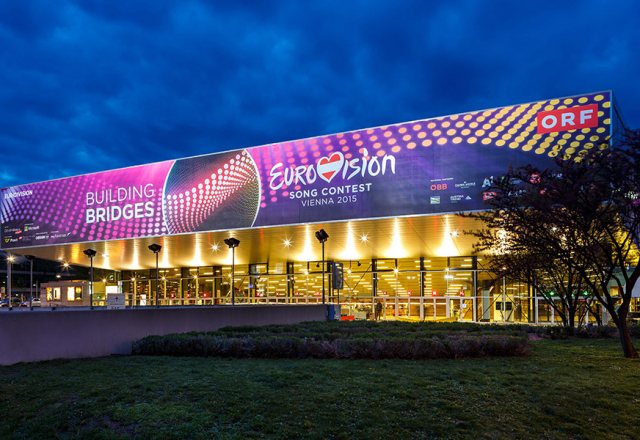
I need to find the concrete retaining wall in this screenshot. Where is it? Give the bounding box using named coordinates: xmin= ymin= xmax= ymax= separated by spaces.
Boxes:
xmin=0 ymin=305 xmax=327 ymax=366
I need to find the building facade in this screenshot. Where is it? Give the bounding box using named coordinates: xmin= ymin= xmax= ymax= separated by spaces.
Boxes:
xmin=1 ymin=91 xmax=629 ymax=322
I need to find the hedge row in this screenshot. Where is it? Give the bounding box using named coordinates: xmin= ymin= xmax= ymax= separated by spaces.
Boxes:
xmin=131 ymin=333 xmax=530 ymax=360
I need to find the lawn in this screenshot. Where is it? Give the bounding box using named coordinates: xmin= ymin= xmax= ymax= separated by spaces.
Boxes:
xmin=1 ymin=338 xmax=639 ymax=439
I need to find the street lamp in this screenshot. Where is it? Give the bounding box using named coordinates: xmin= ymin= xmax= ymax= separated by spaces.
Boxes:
xmin=6 ymin=254 xmax=14 ymax=310
xmin=83 ymin=249 xmax=97 ymax=310
xmin=148 ymin=244 xmax=162 ymax=308
xmin=25 ymin=255 xmax=35 ymax=311
xmin=224 ymin=238 xmax=240 ymax=305
xmin=315 ymin=229 xmax=329 ymax=304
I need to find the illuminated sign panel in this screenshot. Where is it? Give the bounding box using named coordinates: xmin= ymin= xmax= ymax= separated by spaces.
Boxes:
xmin=1 ymin=92 xmax=612 ymax=249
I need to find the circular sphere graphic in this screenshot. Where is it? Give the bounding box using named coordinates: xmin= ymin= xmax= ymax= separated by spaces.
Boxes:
xmin=163 ymin=150 xmax=260 ymax=234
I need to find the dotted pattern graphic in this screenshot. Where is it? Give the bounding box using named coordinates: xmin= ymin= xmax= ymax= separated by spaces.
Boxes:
xmin=250 ymin=93 xmax=611 ymax=210
xmin=163 ymin=150 xmax=260 ymax=234
xmin=1 ymin=161 xmax=174 ymax=245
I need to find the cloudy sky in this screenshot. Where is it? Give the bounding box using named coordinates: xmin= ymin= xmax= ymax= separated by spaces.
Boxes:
xmin=1 ymin=0 xmax=638 ymax=188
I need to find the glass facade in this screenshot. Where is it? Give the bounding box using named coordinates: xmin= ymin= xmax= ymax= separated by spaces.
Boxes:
xmin=89 ymin=254 xmax=611 ymax=324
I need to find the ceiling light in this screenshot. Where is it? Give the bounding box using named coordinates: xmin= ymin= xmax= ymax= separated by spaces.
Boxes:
xmin=212 ymin=244 xmax=219 ymax=251
xmin=284 ymin=239 xmax=291 ymax=246
xmin=360 ymin=235 xmax=368 ymax=242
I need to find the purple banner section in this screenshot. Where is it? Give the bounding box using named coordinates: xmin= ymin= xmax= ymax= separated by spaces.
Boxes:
xmin=1 ymin=92 xmax=612 ymax=249
xmin=2 ymin=161 xmax=174 ymax=247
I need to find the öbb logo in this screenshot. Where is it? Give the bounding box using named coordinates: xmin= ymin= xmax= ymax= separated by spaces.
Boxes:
xmin=536 ymin=104 xmax=599 ymax=134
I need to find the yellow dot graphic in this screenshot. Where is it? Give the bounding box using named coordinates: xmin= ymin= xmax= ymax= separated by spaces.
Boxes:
xmin=461 ymin=129 xmax=471 ymax=136
xmin=407 ymin=142 xmax=416 ymax=149
xmin=388 ymin=138 xmax=396 ymax=145
xmin=535 ymin=148 xmax=545 ymax=154
xmin=384 ymin=131 xmax=392 ymax=137
xmin=437 ymin=138 xmax=447 ymax=145
xmin=418 ymin=132 xmax=426 ymax=138
xmin=549 ymin=151 xmax=558 ymax=157
xmin=509 ymin=142 xmax=519 ymax=149
xmin=413 ymin=124 xmax=422 ymax=131
xmin=469 ymin=122 xmax=478 ymax=128
xmin=403 ymin=134 xmax=411 ymax=141
xmin=464 ymin=114 xmax=472 ymax=121
xmin=584 ymin=143 xmax=593 ymax=149
xmin=578 ymin=97 xmax=588 ymax=103
xmin=566 ymin=148 xmax=575 ymax=155
xmin=477 ymin=116 xmax=486 ymax=122
xmin=455 ymin=121 xmax=464 ymax=128
xmin=544 ymin=105 xmax=554 ymax=111
xmin=582 ymin=128 xmax=591 ymax=134
xmin=576 ymin=135 xmax=585 ymax=141
xmin=558 ymin=139 xmax=567 ymax=145
xmin=489 ymin=132 xmax=499 ymax=138
xmin=453 ymin=137 xmax=462 ymax=144
xmin=450 ymin=115 xmax=459 ymax=120
xmin=604 ymin=118 xmax=610 ymax=124
xmin=502 ymin=134 xmax=512 ymax=141
xmin=468 ymin=137 xmax=477 ymax=144
xmin=422 ymin=139 xmax=432 ymax=147
xmin=442 ymin=121 xmax=451 ymax=128
xmin=399 ymin=127 xmax=407 ymax=134
xmin=370 ymin=135 xmax=378 ymax=141
xmin=392 ymin=146 xmax=401 ymax=153
xmin=476 ymin=129 xmax=485 ymax=137
xmin=427 ymin=122 xmax=436 ymax=129
xmin=590 ymin=135 xmax=599 ymax=141
xmin=550 ymin=99 xmax=560 ymax=105
xmin=447 ymin=129 xmax=456 ymax=136
xmin=563 ymin=98 xmax=573 ymax=105
xmin=594 ymin=95 xmax=604 ymax=101
xmin=523 ymin=145 xmax=532 ymax=152
xmin=481 ymin=138 xmax=491 ymax=145
xmin=373 ymin=142 xmax=381 ymax=149
xmin=596 ymin=127 xmax=606 ymax=133
xmin=603 ymin=101 xmax=610 ymax=108
xmin=496 ymin=140 xmax=505 ymax=146
xmin=483 ymin=123 xmax=492 ymax=130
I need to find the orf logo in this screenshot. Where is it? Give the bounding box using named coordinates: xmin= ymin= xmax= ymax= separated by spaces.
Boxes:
xmin=537 ymin=104 xmax=599 ymax=134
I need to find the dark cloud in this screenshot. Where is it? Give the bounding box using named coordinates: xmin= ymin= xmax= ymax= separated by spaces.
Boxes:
xmin=0 ymin=0 xmax=638 ymax=188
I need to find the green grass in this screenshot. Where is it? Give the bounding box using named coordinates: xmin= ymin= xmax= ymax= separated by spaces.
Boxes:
xmin=1 ymin=339 xmax=640 ymax=439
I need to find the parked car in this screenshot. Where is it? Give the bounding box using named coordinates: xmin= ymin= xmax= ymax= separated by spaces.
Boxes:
xmin=0 ymin=298 xmax=22 ymax=307
xmin=20 ymin=298 xmax=41 ymax=307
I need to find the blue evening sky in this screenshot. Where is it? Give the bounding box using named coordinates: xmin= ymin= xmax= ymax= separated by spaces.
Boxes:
xmin=1 ymin=0 xmax=638 ymax=188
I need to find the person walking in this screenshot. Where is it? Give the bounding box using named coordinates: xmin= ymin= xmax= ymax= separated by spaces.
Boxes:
xmin=375 ymin=300 xmax=383 ymax=321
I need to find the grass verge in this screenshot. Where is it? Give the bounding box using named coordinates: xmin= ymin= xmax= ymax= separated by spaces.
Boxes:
xmin=1 ymin=339 xmax=639 ymax=439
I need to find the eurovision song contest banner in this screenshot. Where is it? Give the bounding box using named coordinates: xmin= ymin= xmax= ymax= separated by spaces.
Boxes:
xmin=1 ymin=92 xmax=613 ymax=249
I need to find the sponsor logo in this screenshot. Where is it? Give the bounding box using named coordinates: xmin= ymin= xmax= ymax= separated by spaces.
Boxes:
xmin=430 ymin=196 xmax=440 ymax=204
xmin=450 ymin=195 xmax=464 ymax=203
xmin=430 ymin=183 xmax=447 ymax=190
xmin=537 ymin=103 xmax=599 ymax=134
xmin=454 ymin=181 xmax=476 ymax=189
xmin=482 ymin=176 xmax=493 ymax=188
xmin=3 ymin=238 xmax=9 ymax=243
xmin=483 ymin=192 xmax=496 ymax=200
xmin=465 ymin=196 xmax=472 ymax=200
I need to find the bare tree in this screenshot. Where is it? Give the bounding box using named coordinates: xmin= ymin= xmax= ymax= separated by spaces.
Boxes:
xmin=466 ymin=130 xmax=640 ymax=358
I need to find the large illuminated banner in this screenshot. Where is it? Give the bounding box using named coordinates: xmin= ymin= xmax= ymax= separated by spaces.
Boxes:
xmin=1 ymin=92 xmax=613 ymax=249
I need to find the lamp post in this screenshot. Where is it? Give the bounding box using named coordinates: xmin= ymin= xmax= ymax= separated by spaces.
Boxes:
xmin=25 ymin=255 xmax=35 ymax=311
xmin=83 ymin=249 xmax=97 ymax=310
xmin=224 ymin=238 xmax=240 ymax=305
xmin=7 ymin=254 xmax=13 ymax=310
xmin=315 ymin=229 xmax=329 ymax=305
xmin=148 ymin=244 xmax=162 ymax=308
